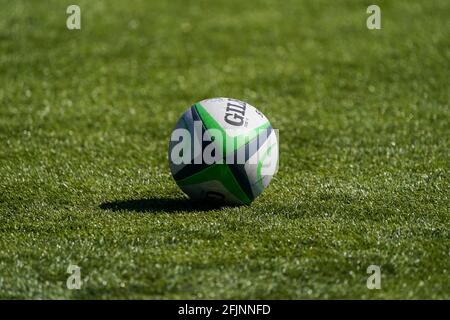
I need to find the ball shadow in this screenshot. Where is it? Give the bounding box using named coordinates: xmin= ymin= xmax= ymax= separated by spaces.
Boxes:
xmin=99 ymin=197 xmax=224 ymax=213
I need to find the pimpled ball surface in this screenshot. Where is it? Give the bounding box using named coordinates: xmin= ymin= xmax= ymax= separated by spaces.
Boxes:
xmin=168 ymin=97 xmax=278 ymax=205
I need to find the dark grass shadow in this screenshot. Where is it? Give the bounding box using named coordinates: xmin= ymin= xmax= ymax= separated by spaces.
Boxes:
xmin=99 ymin=197 xmax=225 ymax=213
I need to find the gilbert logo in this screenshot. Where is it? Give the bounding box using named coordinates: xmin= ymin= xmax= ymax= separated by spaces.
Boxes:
xmin=224 ymin=99 xmax=247 ymax=126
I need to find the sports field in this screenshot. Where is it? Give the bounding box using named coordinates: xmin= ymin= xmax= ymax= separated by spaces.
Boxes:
xmin=0 ymin=0 xmax=448 ymax=299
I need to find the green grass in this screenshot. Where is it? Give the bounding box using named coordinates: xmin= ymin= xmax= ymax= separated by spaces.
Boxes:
xmin=0 ymin=0 xmax=449 ymax=299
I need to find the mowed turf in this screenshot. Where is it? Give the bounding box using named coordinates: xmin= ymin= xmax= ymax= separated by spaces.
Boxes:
xmin=0 ymin=0 xmax=448 ymax=299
